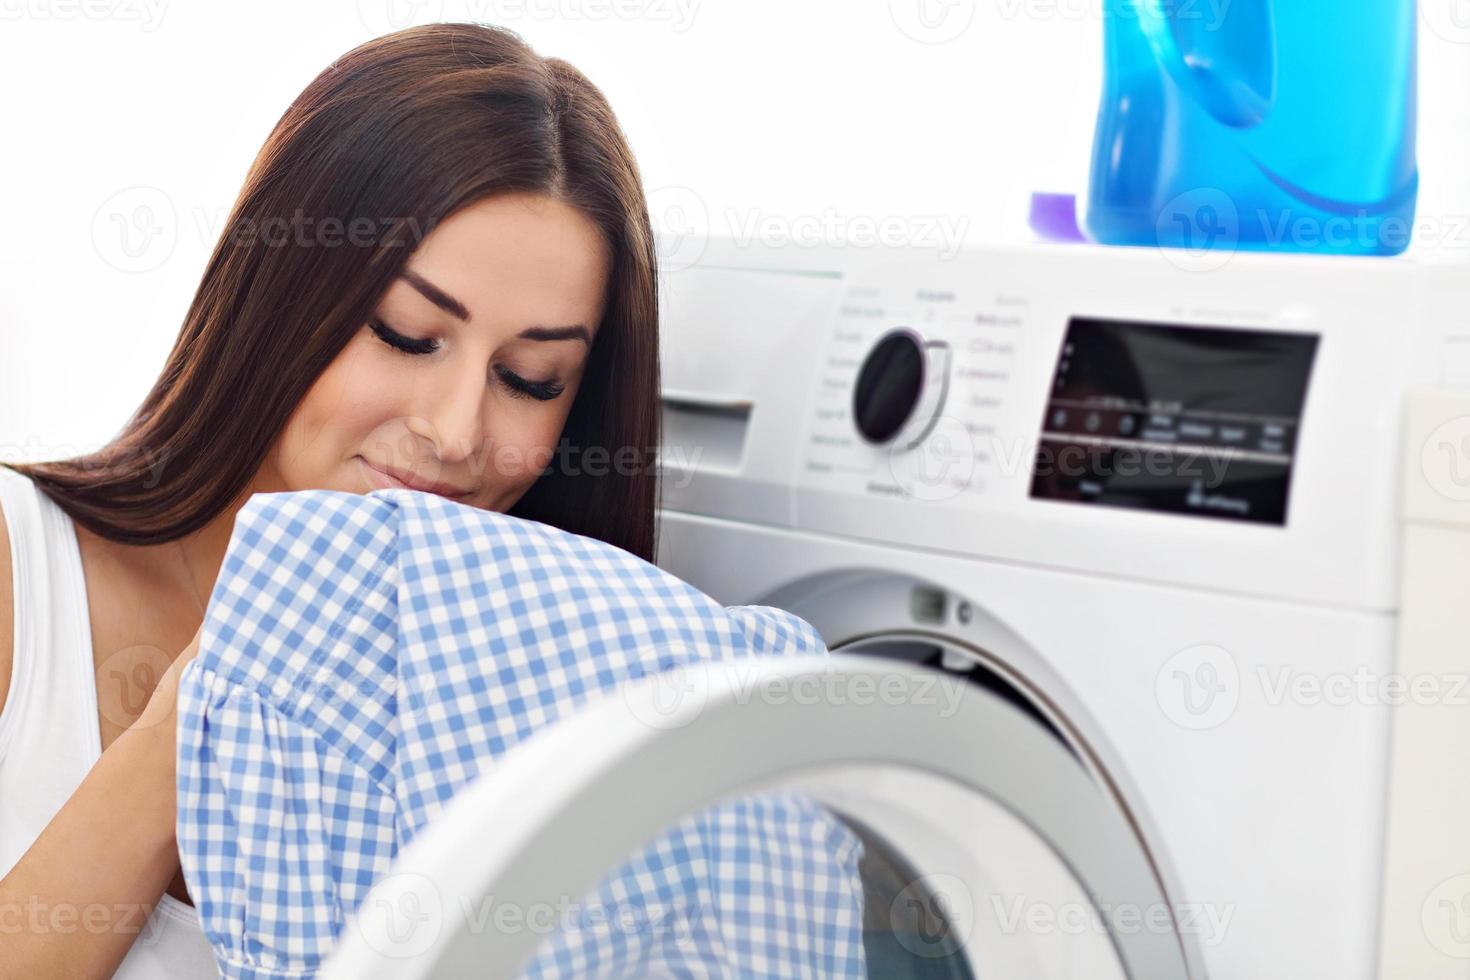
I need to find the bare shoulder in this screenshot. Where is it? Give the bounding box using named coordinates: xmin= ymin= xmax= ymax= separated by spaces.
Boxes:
xmin=0 ymin=494 xmax=11 ymax=720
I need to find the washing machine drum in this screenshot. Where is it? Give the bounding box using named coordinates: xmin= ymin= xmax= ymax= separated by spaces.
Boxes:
xmin=322 ymin=655 xmax=1194 ymax=979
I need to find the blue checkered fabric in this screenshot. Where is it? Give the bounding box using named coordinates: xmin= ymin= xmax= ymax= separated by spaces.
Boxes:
xmin=175 ymin=488 xmax=866 ymax=978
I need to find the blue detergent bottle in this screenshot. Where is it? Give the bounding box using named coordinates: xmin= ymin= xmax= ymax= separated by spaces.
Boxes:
xmin=1084 ymin=0 xmax=1418 ymax=255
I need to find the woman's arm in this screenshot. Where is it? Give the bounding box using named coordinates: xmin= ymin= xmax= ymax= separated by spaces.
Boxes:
xmin=1 ymin=498 xmax=14 ymax=719
xmin=0 ymin=628 xmax=200 ymax=979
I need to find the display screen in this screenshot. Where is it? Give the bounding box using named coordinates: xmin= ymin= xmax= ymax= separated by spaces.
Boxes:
xmin=1029 ymin=317 xmax=1320 ymax=525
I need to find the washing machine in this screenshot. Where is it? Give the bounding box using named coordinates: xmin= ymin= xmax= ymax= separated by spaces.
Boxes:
xmin=646 ymin=237 xmax=1470 ymax=979
xmin=321 ymin=238 xmax=1470 ymax=979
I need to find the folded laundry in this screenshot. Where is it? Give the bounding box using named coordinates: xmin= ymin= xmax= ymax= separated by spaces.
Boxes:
xmin=174 ymin=487 xmax=866 ymax=978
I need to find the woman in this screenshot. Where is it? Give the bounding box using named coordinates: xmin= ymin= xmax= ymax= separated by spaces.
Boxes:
xmin=0 ymin=22 xmax=659 ymax=977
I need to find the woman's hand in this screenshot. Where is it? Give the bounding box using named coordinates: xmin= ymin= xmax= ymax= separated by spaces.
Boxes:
xmin=147 ymin=619 xmax=208 ymax=908
xmin=130 ymin=619 xmax=205 ymax=737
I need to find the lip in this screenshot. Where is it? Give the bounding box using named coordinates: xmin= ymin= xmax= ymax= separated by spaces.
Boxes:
xmin=356 ymin=456 xmax=472 ymax=499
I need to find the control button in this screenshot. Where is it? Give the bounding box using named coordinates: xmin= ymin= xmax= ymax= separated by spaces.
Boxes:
xmin=1052 ymin=409 xmax=1068 ymax=429
xmin=1085 ymin=412 xmax=1102 ymax=433
xmin=1118 ymin=415 xmax=1137 ymax=436
xmin=852 ymin=327 xmax=951 ymax=450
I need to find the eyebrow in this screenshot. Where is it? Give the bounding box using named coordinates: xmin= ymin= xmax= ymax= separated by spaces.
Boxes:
xmin=400 ymin=268 xmax=594 ymax=347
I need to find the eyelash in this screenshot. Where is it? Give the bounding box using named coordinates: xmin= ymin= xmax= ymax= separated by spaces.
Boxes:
xmin=369 ymin=317 xmax=438 ymax=356
xmin=368 ymin=319 xmax=567 ymax=402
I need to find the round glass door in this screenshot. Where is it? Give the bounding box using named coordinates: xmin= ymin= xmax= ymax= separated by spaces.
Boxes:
xmin=322 ymin=655 xmax=1195 ymax=979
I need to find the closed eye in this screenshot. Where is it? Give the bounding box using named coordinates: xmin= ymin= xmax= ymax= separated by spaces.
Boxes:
xmin=497 ymin=367 xmax=566 ymax=402
xmin=369 ymin=318 xmax=438 ymax=356
xmin=370 ymin=318 xmax=567 ymax=401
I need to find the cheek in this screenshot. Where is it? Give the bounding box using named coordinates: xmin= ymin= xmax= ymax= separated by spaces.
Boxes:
xmin=483 ymin=410 xmax=571 ymax=492
xmin=273 ymin=342 xmax=411 ymax=486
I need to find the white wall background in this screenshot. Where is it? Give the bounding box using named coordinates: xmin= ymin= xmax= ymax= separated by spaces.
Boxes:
xmin=1 ymin=0 xmax=1466 ymax=459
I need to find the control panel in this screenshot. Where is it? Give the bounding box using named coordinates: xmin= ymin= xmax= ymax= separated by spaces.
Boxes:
xmin=801 ymin=279 xmax=1027 ymax=504
xmin=660 ymin=238 xmax=1443 ymax=610
xmin=1030 ymin=317 xmax=1319 ymax=525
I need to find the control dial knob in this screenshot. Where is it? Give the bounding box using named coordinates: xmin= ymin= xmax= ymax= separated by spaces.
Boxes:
xmin=852 ymin=327 xmax=951 ymax=450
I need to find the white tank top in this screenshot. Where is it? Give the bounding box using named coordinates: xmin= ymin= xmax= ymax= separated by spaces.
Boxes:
xmin=0 ymin=465 xmax=217 ymax=978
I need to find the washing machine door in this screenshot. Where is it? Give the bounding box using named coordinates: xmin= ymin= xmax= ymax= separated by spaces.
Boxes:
xmin=321 ymin=655 xmax=1194 ymax=979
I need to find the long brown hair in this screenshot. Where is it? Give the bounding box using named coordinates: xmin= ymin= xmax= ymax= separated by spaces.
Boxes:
xmin=5 ymin=23 xmax=661 ymax=561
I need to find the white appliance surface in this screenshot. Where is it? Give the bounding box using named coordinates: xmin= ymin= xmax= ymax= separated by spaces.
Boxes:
xmin=655 ymin=239 xmax=1470 ymax=979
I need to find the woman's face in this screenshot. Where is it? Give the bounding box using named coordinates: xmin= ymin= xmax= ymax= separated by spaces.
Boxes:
xmin=267 ymin=192 xmax=610 ymax=513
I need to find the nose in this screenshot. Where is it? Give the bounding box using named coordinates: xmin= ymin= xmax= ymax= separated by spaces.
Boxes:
xmin=418 ymin=359 xmax=489 ymax=467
